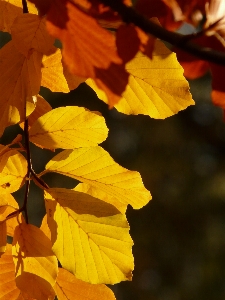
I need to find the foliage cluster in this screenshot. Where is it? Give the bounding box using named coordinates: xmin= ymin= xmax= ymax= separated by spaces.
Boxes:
xmin=0 ymin=0 xmax=224 ymax=299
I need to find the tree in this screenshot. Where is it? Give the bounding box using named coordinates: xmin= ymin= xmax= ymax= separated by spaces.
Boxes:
xmin=0 ymin=0 xmax=225 ymax=299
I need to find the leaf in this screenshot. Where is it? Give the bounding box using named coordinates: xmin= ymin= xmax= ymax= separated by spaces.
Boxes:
xmin=42 ymin=146 xmax=151 ymax=209
xmin=29 ymin=106 xmax=109 ymax=149
xmin=87 ymin=40 xmax=194 ymax=119
xmin=45 ymin=188 xmax=134 ymax=284
xmin=0 ymin=244 xmax=21 ymax=299
xmin=11 ymin=14 xmax=55 ymax=56
xmin=74 ymin=183 xmax=127 ymax=214
xmin=44 ymin=0 xmax=129 ymax=107
xmin=12 ymin=222 xmax=58 ymax=299
xmin=22 ymin=95 xmax=52 ymax=129
xmin=0 ymin=41 xmax=42 ymax=136
xmin=0 ymin=150 xmax=27 ymax=193
xmin=55 ymin=268 xmax=116 ymax=300
xmin=0 ymin=0 xmax=37 ymax=33
xmin=41 ymin=48 xmax=70 ymax=93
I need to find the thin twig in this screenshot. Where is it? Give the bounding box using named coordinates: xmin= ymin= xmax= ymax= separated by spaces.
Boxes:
xmin=100 ymin=0 xmax=225 ymax=65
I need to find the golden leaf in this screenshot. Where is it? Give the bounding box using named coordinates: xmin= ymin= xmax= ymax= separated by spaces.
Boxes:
xmin=0 ymin=41 xmax=42 ymax=136
xmin=55 ymin=268 xmax=116 ymax=300
xmin=11 ymin=14 xmax=55 ymax=56
xmin=0 ymin=150 xmax=27 ymax=193
xmin=12 ymin=222 xmax=58 ymax=299
xmin=87 ymin=40 xmax=194 ymax=118
xmin=42 ymin=146 xmax=151 ymax=209
xmin=29 ymin=106 xmax=108 ymax=149
xmin=45 ymin=188 xmax=134 ymax=284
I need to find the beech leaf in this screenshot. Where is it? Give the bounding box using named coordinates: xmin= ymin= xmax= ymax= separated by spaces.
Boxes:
xmin=45 ymin=188 xmax=134 ymax=284
xmin=0 ymin=150 xmax=27 ymax=193
xmin=12 ymin=222 xmax=58 ymax=299
xmin=87 ymin=40 xmax=194 ymax=119
xmin=0 ymin=41 xmax=42 ymax=136
xmin=11 ymin=14 xmax=55 ymax=56
xmin=29 ymin=106 xmax=109 ymax=149
xmin=55 ymin=268 xmax=116 ymax=300
xmin=42 ymin=146 xmax=151 ymax=209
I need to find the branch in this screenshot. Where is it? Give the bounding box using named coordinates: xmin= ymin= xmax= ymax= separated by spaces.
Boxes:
xmin=100 ymin=0 xmax=225 ymax=66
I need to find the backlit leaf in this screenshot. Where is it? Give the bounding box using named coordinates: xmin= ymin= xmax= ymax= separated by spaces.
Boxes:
xmin=45 ymin=188 xmax=134 ymax=284
xmin=0 ymin=41 xmax=42 ymax=136
xmin=0 ymin=244 xmax=21 ymax=299
xmin=0 ymin=0 xmax=37 ymax=33
xmin=42 ymin=146 xmax=151 ymax=209
xmin=74 ymin=183 xmax=127 ymax=214
xmin=87 ymin=40 xmax=194 ymax=118
xmin=0 ymin=150 xmax=27 ymax=193
xmin=12 ymin=222 xmax=58 ymax=299
xmin=11 ymin=14 xmax=55 ymax=56
xmin=29 ymin=106 xmax=108 ymax=149
xmin=0 ymin=222 xmax=6 ymax=256
xmin=55 ymin=268 xmax=116 ymax=300
xmin=41 ymin=48 xmax=70 ymax=93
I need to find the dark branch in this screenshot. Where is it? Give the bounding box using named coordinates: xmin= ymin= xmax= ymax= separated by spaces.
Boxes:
xmin=100 ymin=0 xmax=225 ymax=66
xmin=22 ymin=0 xmax=29 ymax=13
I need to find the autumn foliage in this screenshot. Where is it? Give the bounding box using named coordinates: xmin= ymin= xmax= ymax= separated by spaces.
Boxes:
xmin=0 ymin=0 xmax=224 ymax=299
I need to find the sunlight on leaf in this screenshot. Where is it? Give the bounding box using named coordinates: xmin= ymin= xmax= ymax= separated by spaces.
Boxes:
xmin=12 ymin=222 xmax=58 ymax=298
xmin=45 ymin=188 xmax=134 ymax=284
xmin=29 ymin=106 xmax=109 ymax=149
xmin=0 ymin=150 xmax=27 ymax=193
xmin=55 ymin=268 xmax=116 ymax=300
xmin=11 ymin=14 xmax=55 ymax=56
xmin=87 ymin=40 xmax=194 ymax=118
xmin=74 ymin=183 xmax=127 ymax=214
xmin=0 ymin=41 xmax=42 ymax=136
xmin=42 ymin=146 xmax=151 ymax=209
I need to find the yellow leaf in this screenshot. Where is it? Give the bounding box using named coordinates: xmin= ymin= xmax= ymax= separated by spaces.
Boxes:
xmin=45 ymin=188 xmax=134 ymax=284
xmin=41 ymin=48 xmax=70 ymax=93
xmin=40 ymin=214 xmax=51 ymax=240
xmin=55 ymin=268 xmax=116 ymax=300
xmin=29 ymin=107 xmax=108 ymax=149
xmin=11 ymin=14 xmax=55 ymax=56
xmin=42 ymin=146 xmax=151 ymax=209
xmin=0 ymin=150 xmax=27 ymax=193
xmin=87 ymin=40 xmax=194 ymax=119
xmin=12 ymin=222 xmax=58 ymax=299
xmin=0 ymin=41 xmax=42 ymax=136
xmin=74 ymin=183 xmax=127 ymax=214
xmin=0 ymin=0 xmax=37 ymax=33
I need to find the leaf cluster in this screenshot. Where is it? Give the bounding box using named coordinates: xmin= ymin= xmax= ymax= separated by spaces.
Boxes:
xmin=0 ymin=0 xmax=197 ymax=299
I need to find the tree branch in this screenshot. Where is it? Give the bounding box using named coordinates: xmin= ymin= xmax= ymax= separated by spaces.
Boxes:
xmin=100 ymin=0 xmax=225 ymax=66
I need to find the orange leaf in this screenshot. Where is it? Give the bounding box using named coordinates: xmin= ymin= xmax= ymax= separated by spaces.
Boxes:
xmin=11 ymin=14 xmax=55 ymax=56
xmin=55 ymin=268 xmax=116 ymax=300
xmin=0 ymin=41 xmax=42 ymax=136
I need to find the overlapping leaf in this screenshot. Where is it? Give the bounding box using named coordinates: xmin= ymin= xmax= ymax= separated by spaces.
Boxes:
xmin=41 ymin=48 xmax=84 ymax=93
xmin=0 ymin=0 xmax=37 ymax=33
xmin=45 ymin=188 xmax=134 ymax=284
xmin=41 ymin=146 xmax=151 ymax=209
xmin=55 ymin=268 xmax=116 ymax=300
xmin=29 ymin=106 xmax=108 ymax=149
xmin=0 ymin=41 xmax=42 ymax=136
xmin=87 ymin=40 xmax=194 ymax=118
xmin=12 ymin=222 xmax=58 ymax=299
xmin=74 ymin=183 xmax=127 ymax=214
xmin=0 ymin=150 xmax=27 ymax=193
xmin=11 ymin=14 xmax=55 ymax=56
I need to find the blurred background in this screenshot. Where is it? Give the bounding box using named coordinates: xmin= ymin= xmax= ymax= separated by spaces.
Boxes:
xmin=2 ymin=31 xmax=225 ymax=300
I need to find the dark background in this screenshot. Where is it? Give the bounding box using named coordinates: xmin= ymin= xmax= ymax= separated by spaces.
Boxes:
xmin=2 ymin=31 xmax=225 ymax=300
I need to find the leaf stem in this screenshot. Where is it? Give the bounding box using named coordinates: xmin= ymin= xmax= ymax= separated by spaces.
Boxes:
xmin=99 ymin=0 xmax=225 ymax=65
